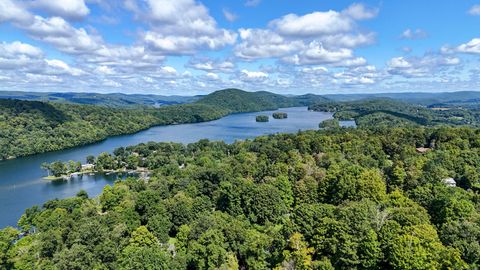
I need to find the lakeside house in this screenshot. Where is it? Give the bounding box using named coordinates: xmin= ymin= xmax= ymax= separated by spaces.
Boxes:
xmin=81 ymin=164 xmax=95 ymax=171
xmin=443 ymin=177 xmax=456 ymax=187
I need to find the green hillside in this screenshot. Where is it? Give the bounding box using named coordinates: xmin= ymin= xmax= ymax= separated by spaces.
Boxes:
xmin=196 ymin=89 xmax=294 ymax=112
xmin=310 ymin=98 xmax=479 ymax=128
xmin=196 ymin=88 xmax=328 ymax=112
xmin=3 ymin=127 xmax=479 ymax=269
xmin=0 ymin=99 xmax=226 ymax=160
xmin=293 ymin=93 xmax=330 ymax=106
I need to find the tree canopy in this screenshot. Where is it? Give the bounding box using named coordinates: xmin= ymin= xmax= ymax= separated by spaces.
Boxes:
xmin=2 ymin=126 xmax=480 ymax=269
xmin=310 ymin=99 xmax=480 ymax=128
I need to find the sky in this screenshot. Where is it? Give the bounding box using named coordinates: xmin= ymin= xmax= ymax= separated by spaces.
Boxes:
xmin=1 ymin=0 xmax=480 ymax=95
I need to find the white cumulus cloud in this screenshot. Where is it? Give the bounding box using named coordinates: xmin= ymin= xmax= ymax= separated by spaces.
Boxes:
xmin=468 ymin=4 xmax=480 ymax=15
xmin=234 ymin=3 xmax=377 ymax=67
xmin=129 ymin=0 xmax=237 ymax=55
xmin=187 ymin=57 xmax=235 ymax=72
xmin=205 ymin=72 xmax=220 ymax=80
xmin=235 ymin=28 xmax=304 ymax=59
xmin=21 ymin=15 xmax=103 ymax=54
xmin=282 ymin=41 xmax=354 ymax=65
xmin=456 ymin=38 xmax=480 ymax=54
xmin=30 ymin=0 xmax=90 ymax=20
xmin=387 ymin=55 xmax=460 ymax=78
xmin=270 ymin=11 xmax=353 ymax=37
xmin=342 ymin=3 xmax=379 ymax=20
xmin=0 ymin=0 xmax=32 ymax=24
xmin=45 ymin=59 xmax=85 ymax=76
xmin=0 ymin=41 xmax=43 ymax=58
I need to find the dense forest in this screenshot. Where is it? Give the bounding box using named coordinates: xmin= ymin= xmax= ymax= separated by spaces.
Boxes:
xmin=2 ymin=126 xmax=479 ymax=269
xmin=309 ymin=99 xmax=480 ymax=128
xmin=0 ymin=99 xmax=227 ymax=160
xmin=0 ymin=89 xmax=323 ymax=160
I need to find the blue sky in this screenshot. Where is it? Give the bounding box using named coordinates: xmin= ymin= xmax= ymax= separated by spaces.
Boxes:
xmin=1 ymin=0 xmax=480 ymax=95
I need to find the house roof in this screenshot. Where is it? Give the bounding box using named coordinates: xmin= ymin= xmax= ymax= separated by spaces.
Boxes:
xmin=416 ymin=147 xmax=430 ymax=153
xmin=442 ymin=178 xmax=456 ymax=186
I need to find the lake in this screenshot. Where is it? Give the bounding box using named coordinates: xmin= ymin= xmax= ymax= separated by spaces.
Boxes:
xmin=0 ymin=107 xmax=332 ymax=227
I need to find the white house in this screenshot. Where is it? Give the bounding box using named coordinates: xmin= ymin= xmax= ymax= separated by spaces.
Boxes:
xmin=442 ymin=177 xmax=456 ymax=187
xmin=81 ymin=164 xmax=95 ymax=171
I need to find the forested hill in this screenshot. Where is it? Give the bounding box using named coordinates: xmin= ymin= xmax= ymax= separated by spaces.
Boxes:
xmin=2 ymin=127 xmax=479 ymax=269
xmin=0 ymin=91 xmax=199 ymax=107
xmin=196 ymin=88 xmax=328 ymax=112
xmin=0 ymin=99 xmax=228 ymax=160
xmin=0 ymin=89 xmax=326 ymax=160
xmin=309 ymin=99 xmax=480 ymax=128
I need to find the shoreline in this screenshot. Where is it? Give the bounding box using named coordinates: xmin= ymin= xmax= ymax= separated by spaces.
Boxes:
xmin=42 ymin=168 xmax=150 ymax=181
xmin=0 ymin=107 xmax=331 ymax=228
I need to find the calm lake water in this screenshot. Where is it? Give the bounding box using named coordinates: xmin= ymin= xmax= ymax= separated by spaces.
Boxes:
xmin=0 ymin=107 xmax=332 ymax=227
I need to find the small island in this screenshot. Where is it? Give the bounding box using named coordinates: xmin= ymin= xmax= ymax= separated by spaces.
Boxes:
xmin=272 ymin=112 xmax=288 ymax=119
xmin=256 ymin=115 xmax=269 ymax=122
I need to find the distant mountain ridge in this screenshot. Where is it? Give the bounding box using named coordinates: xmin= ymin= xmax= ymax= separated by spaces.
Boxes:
xmin=3 ymin=89 xmax=480 ymax=108
xmin=0 ymin=89 xmax=329 ymax=109
xmin=0 ymin=89 xmax=327 ymax=159
xmin=0 ymin=91 xmax=200 ymax=107
xmin=0 ymin=89 xmax=330 ymax=108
